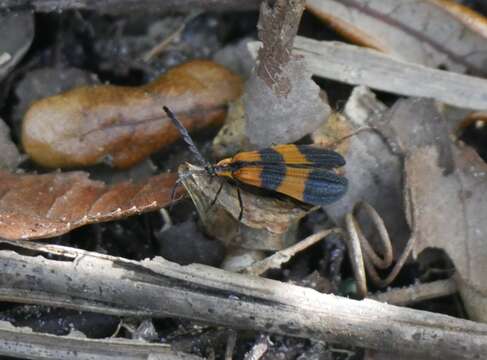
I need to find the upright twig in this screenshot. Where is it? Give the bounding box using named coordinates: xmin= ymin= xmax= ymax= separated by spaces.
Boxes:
xmin=255 ymin=0 xmax=305 ymax=96
xmin=244 ymin=0 xmax=331 ymax=147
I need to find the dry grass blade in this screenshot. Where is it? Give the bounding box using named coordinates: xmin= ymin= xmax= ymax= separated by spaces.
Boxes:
xmin=370 ymin=278 xmax=458 ymax=306
xmin=243 ymin=229 xmax=339 ymax=276
xmin=345 ymin=202 xmax=415 ymax=297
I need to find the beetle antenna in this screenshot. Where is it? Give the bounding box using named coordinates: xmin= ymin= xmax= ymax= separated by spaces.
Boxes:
xmin=163 ymin=106 xmax=211 ymax=168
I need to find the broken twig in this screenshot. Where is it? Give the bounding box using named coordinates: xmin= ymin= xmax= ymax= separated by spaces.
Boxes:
xmin=243 ymin=228 xmax=339 ymax=276
xmin=370 ymin=278 xmax=458 ymax=306
xmin=0 ymin=320 xmax=202 ymax=360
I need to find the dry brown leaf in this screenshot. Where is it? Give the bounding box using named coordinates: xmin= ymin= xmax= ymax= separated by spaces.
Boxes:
xmin=404 ymin=145 xmax=487 ymax=320
xmin=0 ymin=170 xmax=183 ymax=240
xmin=22 ymin=60 xmax=243 ymax=169
xmin=371 ymin=96 xmax=487 ymax=320
xmin=307 ymin=0 xmax=487 ymax=75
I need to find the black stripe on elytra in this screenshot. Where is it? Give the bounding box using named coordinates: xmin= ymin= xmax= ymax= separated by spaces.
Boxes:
xmin=259 ymin=148 xmax=286 ymax=190
xmin=302 ymin=169 xmax=348 ymax=205
xmin=297 ymin=145 xmax=346 ymax=168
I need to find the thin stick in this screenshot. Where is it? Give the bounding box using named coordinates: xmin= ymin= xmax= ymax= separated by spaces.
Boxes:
xmin=243 ymin=229 xmax=339 ymax=276
xmin=142 ymin=10 xmax=202 ymax=62
xmin=243 ymin=335 xmax=270 ymax=360
xmin=369 ymin=278 xmax=458 ymax=306
xmin=0 ymin=319 xmax=202 ymax=360
xmin=224 ymin=330 xmax=237 ymax=360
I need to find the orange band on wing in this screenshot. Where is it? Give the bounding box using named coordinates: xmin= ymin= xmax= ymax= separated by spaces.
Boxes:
xmin=275 ymin=166 xmax=311 ymax=201
xmin=273 ymin=144 xmax=308 ymax=164
xmin=232 ymin=149 xmax=262 ymax=163
xmin=232 ymin=165 xmax=263 ymax=187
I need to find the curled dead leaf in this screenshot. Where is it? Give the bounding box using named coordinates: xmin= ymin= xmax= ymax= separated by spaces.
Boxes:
xmin=22 ymin=60 xmax=243 ymax=169
xmin=0 ymin=170 xmax=183 ymax=240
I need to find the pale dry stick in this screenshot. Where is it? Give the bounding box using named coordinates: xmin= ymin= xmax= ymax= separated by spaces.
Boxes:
xmin=142 ymin=10 xmax=203 ymax=62
xmin=243 ymin=335 xmax=270 ymax=360
xmin=0 ymin=320 xmax=202 ymax=360
xmin=110 ymin=319 xmax=124 ymax=337
xmin=224 ymin=329 xmax=238 ymax=360
xmin=243 ymin=228 xmax=340 ymax=276
xmin=369 ymin=278 xmax=458 ymax=306
xmin=158 ymin=207 xmax=173 ymax=232
xmin=345 ymin=201 xmax=415 ymax=298
xmin=329 ymin=347 xmax=356 ymax=359
xmin=0 ymin=240 xmax=485 ymax=359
